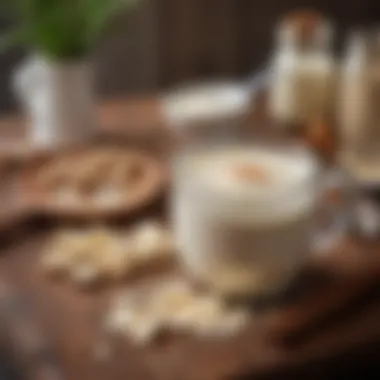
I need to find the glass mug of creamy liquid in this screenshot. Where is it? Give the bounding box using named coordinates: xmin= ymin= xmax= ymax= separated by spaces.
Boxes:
xmin=172 ymin=143 xmax=320 ymax=299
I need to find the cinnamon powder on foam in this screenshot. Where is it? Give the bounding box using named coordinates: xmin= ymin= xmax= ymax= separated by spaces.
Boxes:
xmin=229 ymin=163 xmax=271 ymax=185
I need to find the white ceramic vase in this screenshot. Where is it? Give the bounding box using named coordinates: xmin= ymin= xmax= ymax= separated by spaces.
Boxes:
xmin=14 ymin=56 xmax=95 ymax=148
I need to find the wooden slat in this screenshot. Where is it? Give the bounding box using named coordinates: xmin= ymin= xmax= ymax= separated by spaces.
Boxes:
xmin=95 ymin=0 xmax=161 ymax=94
xmin=159 ymin=0 xmax=204 ymax=85
xmin=202 ymin=0 xmax=240 ymax=77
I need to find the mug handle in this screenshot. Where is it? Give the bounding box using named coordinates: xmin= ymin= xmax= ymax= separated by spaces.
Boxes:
xmin=313 ymin=168 xmax=350 ymax=255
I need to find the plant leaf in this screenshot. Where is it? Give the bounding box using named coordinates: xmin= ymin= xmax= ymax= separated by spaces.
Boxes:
xmin=25 ymin=1 xmax=87 ymax=59
xmin=0 ymin=0 xmax=141 ymax=59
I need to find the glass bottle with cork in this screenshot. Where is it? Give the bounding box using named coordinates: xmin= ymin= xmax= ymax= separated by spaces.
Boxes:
xmin=269 ymin=10 xmax=337 ymax=155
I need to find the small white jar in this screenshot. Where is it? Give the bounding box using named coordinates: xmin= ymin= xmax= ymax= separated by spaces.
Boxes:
xmin=172 ymin=143 xmax=319 ymax=298
xmin=269 ymin=12 xmax=336 ymax=129
xmin=13 ymin=56 xmax=95 ymax=148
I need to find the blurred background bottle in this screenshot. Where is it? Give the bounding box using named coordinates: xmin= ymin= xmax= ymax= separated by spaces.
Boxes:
xmin=269 ymin=11 xmax=336 ymax=135
xmin=339 ymin=30 xmax=380 ymax=187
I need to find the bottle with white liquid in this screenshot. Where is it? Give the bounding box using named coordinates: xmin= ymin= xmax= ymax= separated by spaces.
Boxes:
xmin=338 ymin=32 xmax=380 ymax=237
xmin=269 ymin=11 xmax=336 ymax=132
xmin=340 ymin=30 xmax=380 ymax=166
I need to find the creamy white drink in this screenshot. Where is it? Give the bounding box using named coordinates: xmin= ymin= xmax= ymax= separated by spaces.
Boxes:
xmin=172 ymin=145 xmax=319 ymax=298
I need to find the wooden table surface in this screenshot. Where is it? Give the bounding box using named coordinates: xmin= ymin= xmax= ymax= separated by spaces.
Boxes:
xmin=1 ymin=97 xmax=380 ymax=380
xmin=0 ymin=97 xmax=165 ymax=155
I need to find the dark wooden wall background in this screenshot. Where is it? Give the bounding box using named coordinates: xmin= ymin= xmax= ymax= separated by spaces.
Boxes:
xmin=0 ymin=0 xmax=379 ymax=112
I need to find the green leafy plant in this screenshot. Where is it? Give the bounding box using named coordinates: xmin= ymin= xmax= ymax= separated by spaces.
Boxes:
xmin=1 ymin=0 xmax=140 ymax=60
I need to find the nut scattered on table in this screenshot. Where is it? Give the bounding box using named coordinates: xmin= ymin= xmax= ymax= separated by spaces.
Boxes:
xmin=106 ymin=278 xmax=250 ymax=345
xmin=41 ymin=221 xmax=175 ymax=286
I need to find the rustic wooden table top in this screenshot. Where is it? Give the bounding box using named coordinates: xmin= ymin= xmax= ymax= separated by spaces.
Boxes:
xmin=0 ymin=97 xmax=165 ymax=156
xmin=1 ymin=97 xmax=380 ymax=380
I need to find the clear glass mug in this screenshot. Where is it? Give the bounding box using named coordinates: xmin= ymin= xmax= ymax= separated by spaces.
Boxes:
xmin=171 ymin=141 xmax=325 ymax=299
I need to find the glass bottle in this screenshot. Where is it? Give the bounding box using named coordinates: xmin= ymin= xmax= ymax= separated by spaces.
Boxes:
xmin=339 ymin=30 xmax=380 ymax=182
xmin=269 ymin=11 xmax=336 ymax=133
